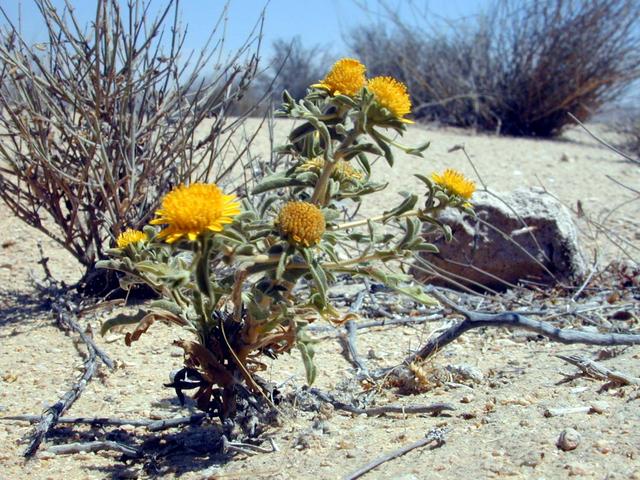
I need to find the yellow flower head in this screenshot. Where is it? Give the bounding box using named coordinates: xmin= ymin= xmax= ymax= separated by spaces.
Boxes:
xmin=297 ymin=157 xmax=365 ymax=183
xmin=367 ymin=76 xmax=412 ymax=121
xmin=116 ymin=229 xmax=148 ymax=249
xmin=150 ymin=183 xmax=241 ymax=243
xmin=313 ymin=58 xmax=366 ymax=96
xmin=276 ymin=201 xmax=326 ymax=247
xmin=431 ymin=169 xmax=476 ymax=200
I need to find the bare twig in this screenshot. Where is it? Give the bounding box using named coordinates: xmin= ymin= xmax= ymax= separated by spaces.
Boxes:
xmin=342 ymin=319 xmax=369 ymax=376
xmin=1 ymin=413 xmax=207 ymax=432
xmin=47 ymin=441 xmax=139 ymax=457
xmin=568 ymin=113 xmax=640 ymax=165
xmin=308 ymin=388 xmax=454 ymax=416
xmin=344 ymin=428 xmax=447 ymax=480
xmin=221 ymin=435 xmax=277 ymax=456
xmin=22 ymin=292 xmax=113 ymax=457
xmin=23 ymin=340 xmax=98 ymax=457
xmin=53 ymin=297 xmax=114 ymax=370
xmin=389 ymin=287 xmax=640 ymax=369
xmin=557 ymin=354 xmax=640 ymax=386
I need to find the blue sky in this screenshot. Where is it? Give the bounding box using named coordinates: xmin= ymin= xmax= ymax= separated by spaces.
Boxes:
xmin=2 ymin=0 xmax=487 ymax=59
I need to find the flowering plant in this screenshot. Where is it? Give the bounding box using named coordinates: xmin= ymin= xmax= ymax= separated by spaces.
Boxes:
xmin=99 ymin=58 xmax=475 ymax=420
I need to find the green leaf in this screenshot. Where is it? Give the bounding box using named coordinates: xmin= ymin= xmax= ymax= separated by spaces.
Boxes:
xmin=369 ymin=128 xmax=394 ymax=166
xmin=414 ymin=173 xmax=432 ymax=186
xmin=383 ymin=193 xmax=418 ymax=220
xmin=366 ymin=268 xmax=440 ymax=307
xmin=252 ymin=173 xmax=307 ymax=195
xmin=298 ymin=341 xmax=317 ymax=385
xmin=100 ymin=309 xmax=148 ymax=336
xmin=405 ymin=141 xmax=430 ymax=156
xmin=303 ymin=249 xmax=328 ymax=298
xmin=149 ymin=300 xmax=184 ymax=316
xmin=356 ymin=153 xmax=371 ymax=176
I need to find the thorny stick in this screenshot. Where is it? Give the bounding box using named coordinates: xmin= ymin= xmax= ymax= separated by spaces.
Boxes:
xmin=344 ymin=428 xmax=448 ymax=480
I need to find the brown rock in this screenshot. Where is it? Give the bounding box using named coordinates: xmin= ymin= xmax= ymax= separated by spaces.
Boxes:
xmin=413 ymin=187 xmax=586 ymax=290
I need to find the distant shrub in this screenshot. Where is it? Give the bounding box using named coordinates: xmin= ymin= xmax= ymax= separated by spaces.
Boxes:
xmin=0 ymin=0 xmax=265 ymax=291
xmin=349 ymin=0 xmax=640 ymax=137
xmin=617 ymin=109 xmax=640 ymax=162
xmin=258 ymin=36 xmax=332 ymax=102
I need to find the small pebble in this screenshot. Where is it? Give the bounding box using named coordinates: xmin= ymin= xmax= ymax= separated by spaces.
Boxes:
xmin=594 ymin=440 xmax=611 ymax=454
xmin=557 ymin=428 xmax=581 ymax=451
xmin=590 ymin=401 xmax=608 ymax=414
xmin=460 ymin=394 xmax=474 ymax=404
xmin=338 ymin=440 xmax=355 ymax=450
xmin=566 ymin=462 xmax=589 ymax=476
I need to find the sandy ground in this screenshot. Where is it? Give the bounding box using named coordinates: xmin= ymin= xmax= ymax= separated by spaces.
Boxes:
xmin=0 ymin=119 xmax=639 ymax=479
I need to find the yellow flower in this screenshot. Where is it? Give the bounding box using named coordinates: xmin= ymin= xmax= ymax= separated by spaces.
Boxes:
xmin=150 ymin=183 xmax=241 ymax=243
xmin=116 ymin=229 xmax=148 ymax=249
xmin=276 ymin=201 xmax=326 ymax=247
xmin=367 ymin=76 xmax=412 ymax=121
xmin=312 ymin=58 xmax=366 ymax=96
xmin=297 ymin=157 xmax=365 ymax=183
xmin=431 ymin=169 xmax=476 ymax=200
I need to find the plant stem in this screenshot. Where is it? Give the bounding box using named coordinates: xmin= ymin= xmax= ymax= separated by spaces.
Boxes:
xmin=330 ymin=209 xmax=419 ymax=231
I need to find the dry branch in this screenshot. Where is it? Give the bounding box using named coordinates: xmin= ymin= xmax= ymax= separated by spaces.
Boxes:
xmin=395 ymin=288 xmax=640 ymax=368
xmin=23 ymin=340 xmax=98 ymax=457
xmin=308 ymin=388 xmax=454 ymax=416
xmin=344 ymin=428 xmax=447 ymax=480
xmin=2 ymin=413 xmax=207 ymax=432
xmin=557 ymin=354 xmax=640 ymax=386
xmin=0 ymin=0 xmax=267 ymax=287
xmin=47 ymin=441 xmax=139 ymax=457
xmin=22 ymin=292 xmax=114 ymax=457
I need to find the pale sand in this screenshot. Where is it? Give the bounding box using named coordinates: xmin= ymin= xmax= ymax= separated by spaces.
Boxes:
xmin=0 ymin=119 xmax=638 ymax=479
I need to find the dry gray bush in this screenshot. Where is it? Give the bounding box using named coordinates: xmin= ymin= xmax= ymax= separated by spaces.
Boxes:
xmin=258 ymin=36 xmax=332 ymax=102
xmin=349 ymin=0 xmax=640 ymax=137
xmin=0 ymin=0 xmax=268 ymax=290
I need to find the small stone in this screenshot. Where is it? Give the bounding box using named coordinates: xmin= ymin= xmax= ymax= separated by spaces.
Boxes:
xmin=590 ymin=401 xmax=609 ymax=414
xmin=500 ymin=396 xmax=531 ymax=406
xmin=566 ymin=462 xmax=589 ymax=476
xmin=557 ymin=428 xmax=582 ymax=451
xmin=446 ymin=364 xmax=484 ymax=383
xmin=1 ymin=373 xmax=17 ymax=383
xmin=594 ymin=440 xmax=611 ymax=454
xmin=519 ymin=451 xmax=541 ymax=467
xmin=367 ymin=348 xmax=383 ymax=360
xmin=318 ymin=402 xmax=334 ymax=420
xmin=460 ymin=395 xmax=474 ymax=404
xmin=338 ymin=440 xmax=355 ymax=450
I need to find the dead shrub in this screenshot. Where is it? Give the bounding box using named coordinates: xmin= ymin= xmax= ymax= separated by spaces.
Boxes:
xmin=259 ymin=36 xmax=332 ymax=102
xmin=349 ymin=0 xmax=640 ymax=137
xmin=0 ymin=0 xmax=266 ymax=290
